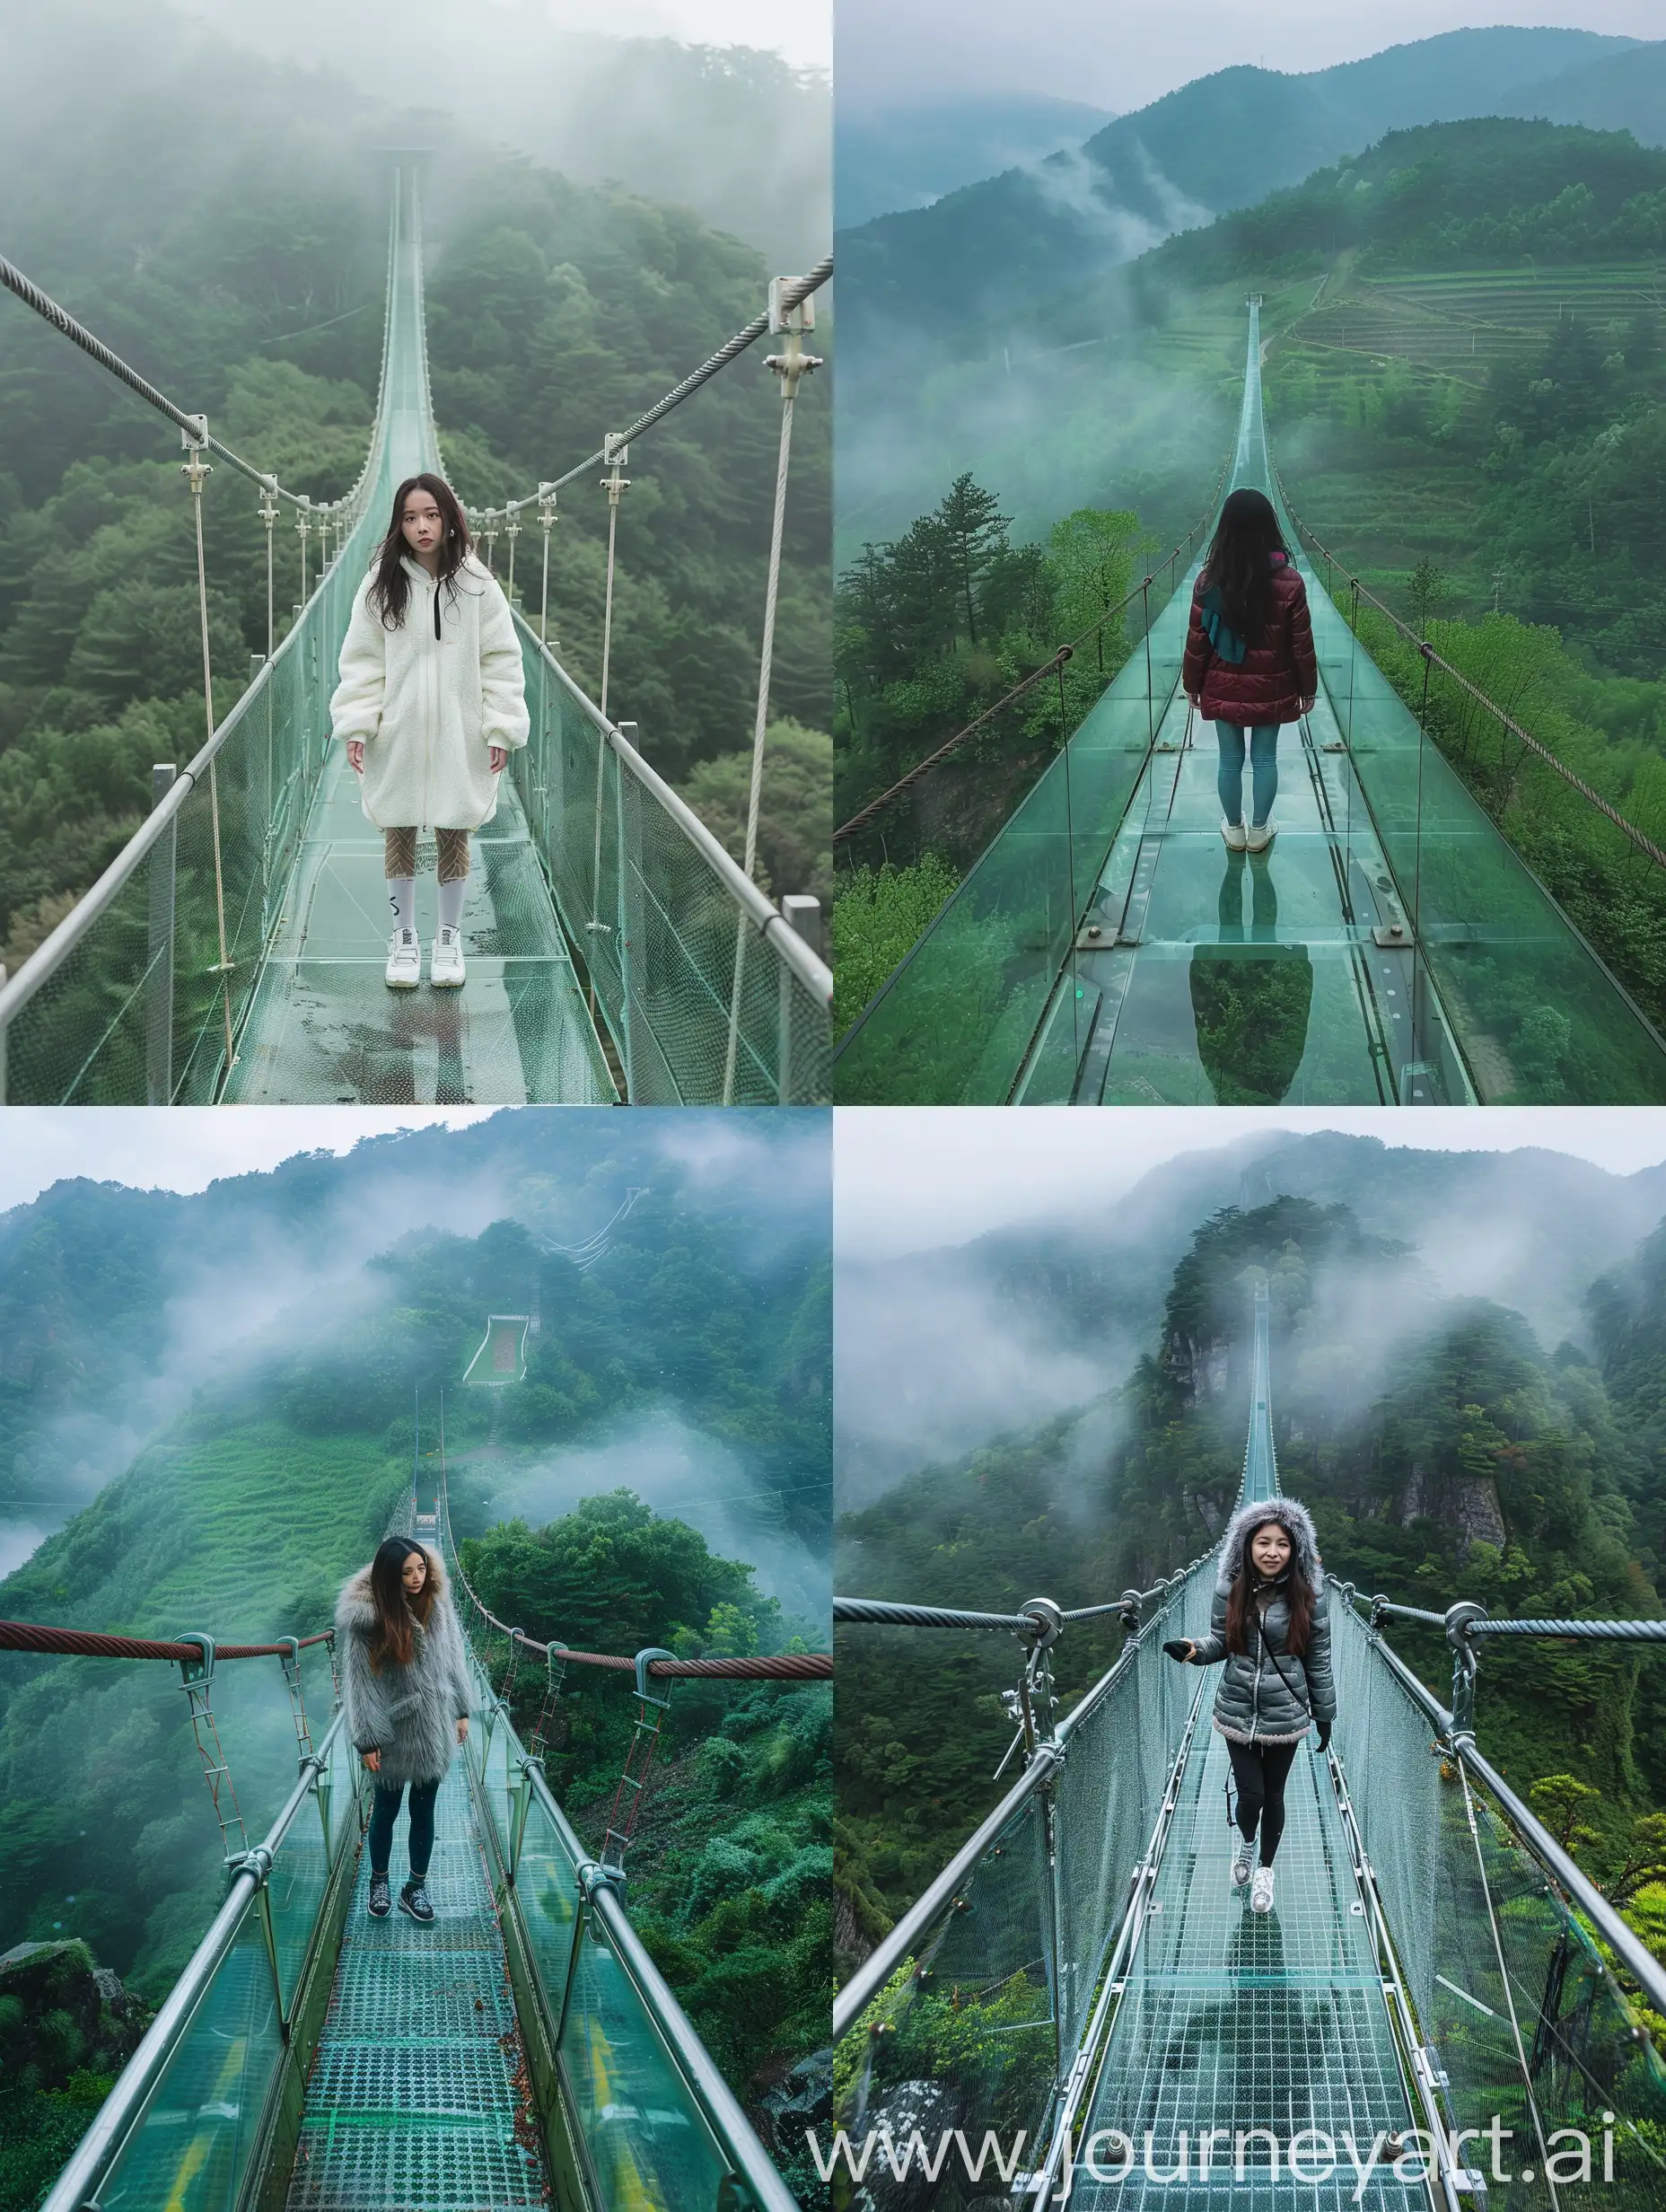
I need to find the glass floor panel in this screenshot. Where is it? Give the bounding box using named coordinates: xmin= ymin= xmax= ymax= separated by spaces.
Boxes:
xmin=225 ymin=748 xmax=615 ymax=1102
xmin=1075 ymin=1728 xmax=1421 ymax=2212
xmin=1019 ymin=680 xmax=1465 ymax=1105
xmin=285 ymin=1760 xmax=548 ymax=2211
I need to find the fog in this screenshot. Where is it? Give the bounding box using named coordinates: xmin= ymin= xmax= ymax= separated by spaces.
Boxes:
xmin=0 ymin=0 xmax=828 ymax=277
xmin=0 ymin=1111 xmax=829 ymax=1576
xmin=170 ymin=0 xmax=829 ymax=268
xmin=835 ymin=1123 xmax=1666 ymax=1514
xmin=462 ymin=1407 xmax=829 ymax=1629
xmin=835 ymin=280 xmax=1232 ymax=566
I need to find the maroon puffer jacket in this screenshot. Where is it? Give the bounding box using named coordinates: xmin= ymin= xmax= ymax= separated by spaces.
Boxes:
xmin=1182 ymin=557 xmax=1319 ymax=727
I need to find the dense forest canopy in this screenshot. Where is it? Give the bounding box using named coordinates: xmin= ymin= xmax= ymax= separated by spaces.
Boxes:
xmin=0 ymin=10 xmax=831 ymax=971
xmin=836 ymin=1185 xmax=1666 ymax=2007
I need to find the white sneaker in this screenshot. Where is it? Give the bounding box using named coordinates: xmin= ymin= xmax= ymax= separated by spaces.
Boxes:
xmin=431 ymin=926 xmax=466 ymax=988
xmin=1231 ymin=1848 xmax=1253 ymax=1892
xmin=385 ymin=927 xmax=421 ymax=989
xmin=1220 ymin=817 xmax=1249 ymax=852
xmin=1246 ymin=818 xmax=1278 ymax=853
xmin=1250 ymin=1865 xmax=1276 ymax=1913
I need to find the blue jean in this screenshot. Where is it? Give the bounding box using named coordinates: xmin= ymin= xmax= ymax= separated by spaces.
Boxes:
xmin=367 ymin=1777 xmax=439 ymax=1880
xmin=1216 ymin=724 xmax=1279 ymax=828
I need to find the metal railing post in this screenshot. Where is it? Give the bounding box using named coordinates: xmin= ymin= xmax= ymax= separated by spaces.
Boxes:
xmin=145 ymin=762 xmax=178 ymax=1104
xmin=616 ymin=750 xmax=643 ymax=1102
xmin=777 ymin=894 xmax=820 ymax=1103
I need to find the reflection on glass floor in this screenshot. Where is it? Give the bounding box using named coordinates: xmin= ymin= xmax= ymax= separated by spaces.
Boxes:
xmin=224 ymin=750 xmax=616 ymax=1103
xmin=1075 ymin=1727 xmax=1419 ymax=2212
xmin=1018 ymin=675 xmax=1470 ymax=1105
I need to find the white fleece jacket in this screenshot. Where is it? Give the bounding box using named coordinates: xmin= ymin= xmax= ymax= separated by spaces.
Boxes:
xmin=329 ymin=553 xmax=530 ymax=832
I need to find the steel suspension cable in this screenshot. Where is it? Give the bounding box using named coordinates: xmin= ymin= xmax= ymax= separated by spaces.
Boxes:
xmin=499 ymin=259 xmax=833 ymax=514
xmin=0 ymin=250 xmax=311 ymax=509
xmin=0 ymin=1620 xmax=335 ymax=1662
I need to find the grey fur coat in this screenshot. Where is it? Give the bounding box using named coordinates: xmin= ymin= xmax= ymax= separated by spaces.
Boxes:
xmin=336 ymin=1547 xmax=474 ymax=1787
xmin=1187 ymin=1496 xmax=1337 ymax=1745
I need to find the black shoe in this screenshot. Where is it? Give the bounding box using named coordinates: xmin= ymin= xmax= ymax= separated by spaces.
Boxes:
xmin=368 ymin=1872 xmax=391 ymax=1918
xmin=399 ymin=1878 xmax=434 ymax=1924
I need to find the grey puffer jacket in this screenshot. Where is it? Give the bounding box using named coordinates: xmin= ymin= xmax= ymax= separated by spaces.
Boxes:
xmin=336 ymin=1547 xmax=474 ymax=1787
xmin=1187 ymin=1497 xmax=1337 ymax=1745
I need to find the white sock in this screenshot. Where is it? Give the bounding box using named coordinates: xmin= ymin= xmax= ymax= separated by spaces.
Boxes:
xmin=437 ymin=877 xmax=466 ymax=933
xmin=387 ymin=877 xmax=415 ymax=935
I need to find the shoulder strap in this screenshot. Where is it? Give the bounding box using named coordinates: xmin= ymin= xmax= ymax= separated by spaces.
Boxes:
xmin=1251 ymin=1600 xmax=1311 ymax=1713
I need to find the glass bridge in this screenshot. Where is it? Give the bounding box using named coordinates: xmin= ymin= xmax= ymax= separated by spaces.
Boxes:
xmin=832 ymin=1286 xmax=1666 ymax=2211
xmin=33 ymin=1491 xmax=797 ymax=2212
xmin=834 ymin=303 xmax=1666 ymax=1107
xmin=0 ymin=171 xmax=830 ymax=1106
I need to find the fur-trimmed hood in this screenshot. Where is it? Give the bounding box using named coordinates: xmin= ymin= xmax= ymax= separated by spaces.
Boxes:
xmin=1213 ymin=1496 xmax=1325 ymax=1596
xmin=335 ymin=1543 xmax=452 ymax=1637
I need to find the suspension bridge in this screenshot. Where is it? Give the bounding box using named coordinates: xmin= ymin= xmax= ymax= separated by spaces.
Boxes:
xmin=834 ymin=300 xmax=1666 ymax=1106
xmin=832 ymin=1283 xmax=1666 ymax=2210
xmin=0 ymin=1453 xmax=831 ymax=2209
xmin=0 ymin=168 xmax=832 ymax=1105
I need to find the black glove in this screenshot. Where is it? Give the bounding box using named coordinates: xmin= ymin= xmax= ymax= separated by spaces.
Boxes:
xmin=1316 ymin=1719 xmax=1332 ymax=1750
xmin=1162 ymin=1638 xmax=1192 ymax=1662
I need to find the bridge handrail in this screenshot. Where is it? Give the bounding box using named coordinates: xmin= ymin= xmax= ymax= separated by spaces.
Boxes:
xmin=0 ymin=1617 xmax=335 ymax=1662
xmin=519 ymin=613 xmax=833 ymax=1007
xmin=1360 ymin=1612 xmax=1666 ymax=2016
xmin=462 ymin=1641 xmax=799 ymax=2211
xmin=38 ymin=1708 xmax=347 ymax=2212
xmin=1273 ymin=470 xmax=1666 ymax=875
xmin=833 ymin=452 xmax=1232 ymax=847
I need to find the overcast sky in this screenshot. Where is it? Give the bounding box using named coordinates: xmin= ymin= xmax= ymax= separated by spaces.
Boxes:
xmin=836 ymin=1108 xmax=1666 ymax=1262
xmin=0 ymin=1108 xmax=498 ymax=1216
xmin=838 ymin=2 xmax=1658 ymax=114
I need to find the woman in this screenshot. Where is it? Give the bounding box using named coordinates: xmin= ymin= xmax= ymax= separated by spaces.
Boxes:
xmin=1162 ymin=1496 xmax=1336 ymax=1913
xmin=337 ymin=1537 xmax=473 ymax=1924
xmin=1181 ymin=487 xmax=1319 ymax=856
xmin=330 ymin=474 xmax=530 ymax=992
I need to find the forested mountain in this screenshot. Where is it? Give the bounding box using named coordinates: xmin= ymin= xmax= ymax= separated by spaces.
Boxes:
xmin=0 ymin=2 xmax=831 ymax=972
xmin=835 ymin=28 xmax=1651 ymax=357
xmin=834 ymin=116 xmax=1666 ymax=1032
xmin=835 ymin=1152 xmax=1666 ymax=1988
xmin=836 ymin=93 xmax=1114 ymax=230
xmin=0 ymin=1114 xmax=829 ymax=2191
xmin=165 ymin=0 xmax=829 ymax=271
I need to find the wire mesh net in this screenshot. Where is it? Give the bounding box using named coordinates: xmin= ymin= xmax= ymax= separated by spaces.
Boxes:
xmin=514 ymin=636 xmax=830 ymax=1102
xmin=833 ymin=1789 xmax=1060 ymax=2184
xmin=1331 ymin=1606 xmax=1666 ymax=2208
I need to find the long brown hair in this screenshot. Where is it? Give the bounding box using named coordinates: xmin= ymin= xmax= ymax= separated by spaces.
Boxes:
xmin=1199 ymin=487 xmax=1290 ymax=650
xmin=367 ymin=474 xmax=474 ymax=631
xmin=1223 ymin=1518 xmax=1313 ymax=1657
xmin=366 ymin=1538 xmax=437 ymax=1672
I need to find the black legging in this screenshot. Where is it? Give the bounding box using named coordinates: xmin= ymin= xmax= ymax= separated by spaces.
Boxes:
xmin=368 ymin=1777 xmax=439 ymax=1881
xmin=1227 ymin=1738 xmax=1301 ymax=1866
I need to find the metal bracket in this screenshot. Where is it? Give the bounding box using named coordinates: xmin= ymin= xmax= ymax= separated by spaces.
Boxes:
xmin=1445 ymin=1601 xmax=1488 ymax=1742
xmin=634 ymin=1645 xmax=677 ymax=1700
xmin=177 ymin=1632 xmax=215 ymax=1689
xmin=577 ymin=1859 xmax=627 ymax=1903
